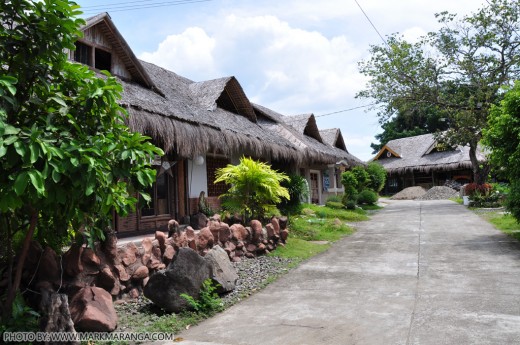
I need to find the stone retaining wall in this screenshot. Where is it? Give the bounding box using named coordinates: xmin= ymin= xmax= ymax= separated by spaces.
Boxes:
xmin=3 ymin=216 xmax=289 ymax=332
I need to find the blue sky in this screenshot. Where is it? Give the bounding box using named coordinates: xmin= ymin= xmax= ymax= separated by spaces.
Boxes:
xmin=75 ymin=0 xmax=488 ymax=161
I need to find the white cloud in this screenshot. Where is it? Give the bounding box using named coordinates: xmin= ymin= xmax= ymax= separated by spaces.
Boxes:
xmin=135 ymin=0 xmax=490 ymax=161
xmin=139 ymin=27 xmax=217 ymax=81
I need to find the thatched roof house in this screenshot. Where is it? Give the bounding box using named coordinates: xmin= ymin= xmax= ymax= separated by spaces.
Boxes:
xmin=373 ymin=133 xmax=485 ymax=193
xmin=72 ymin=12 xmax=364 ymax=233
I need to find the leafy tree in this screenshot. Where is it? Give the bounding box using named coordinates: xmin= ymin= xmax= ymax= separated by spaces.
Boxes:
xmin=483 ymin=81 xmax=520 ymax=221
xmin=0 ymin=0 xmax=162 ymax=320
xmin=351 ymin=166 xmax=369 ymax=192
xmin=340 ymin=171 xmax=358 ymax=204
xmin=365 ymin=162 xmax=387 ymax=193
xmin=214 ymin=157 xmax=289 ymax=222
xmin=358 ymin=0 xmax=520 ymax=183
xmin=371 ymin=105 xmax=448 ymax=153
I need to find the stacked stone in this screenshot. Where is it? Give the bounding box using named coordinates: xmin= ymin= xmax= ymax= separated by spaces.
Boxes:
xmin=197 ymin=216 xmax=289 ymax=262
xmin=4 ymin=217 xmax=290 ymax=332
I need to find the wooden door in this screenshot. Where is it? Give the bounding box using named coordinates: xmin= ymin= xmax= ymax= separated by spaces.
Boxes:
xmin=310 ymin=172 xmax=319 ymax=204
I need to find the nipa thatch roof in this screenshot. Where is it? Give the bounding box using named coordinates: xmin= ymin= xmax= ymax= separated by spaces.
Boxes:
xmin=373 ymin=133 xmax=485 ymax=174
xmin=319 ymin=128 xmax=347 ymax=152
xmin=81 ymin=13 xmax=365 ymax=167
xmin=253 ymin=104 xmax=364 ymax=167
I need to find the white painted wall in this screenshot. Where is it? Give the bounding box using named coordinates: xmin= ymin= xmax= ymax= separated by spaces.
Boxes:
xmin=187 ymin=156 xmax=208 ymax=198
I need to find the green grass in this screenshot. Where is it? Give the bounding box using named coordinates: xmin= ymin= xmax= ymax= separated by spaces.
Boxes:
xmin=449 ymin=197 xmax=463 ymax=204
xmin=360 ymin=204 xmax=383 ymax=211
xmin=479 ymin=211 xmax=520 ymax=241
xmin=269 ymin=203 xmax=374 ymax=262
xmin=288 ymin=216 xmax=354 ymax=242
xmin=302 ymin=203 xmax=369 ymax=222
xmin=116 ymin=305 xmax=206 ymax=333
xmin=270 ymin=237 xmax=330 ymax=261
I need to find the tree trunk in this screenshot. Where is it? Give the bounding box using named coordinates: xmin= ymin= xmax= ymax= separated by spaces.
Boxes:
xmin=468 ymin=142 xmax=489 ymax=185
xmin=3 ymin=209 xmax=38 ymax=319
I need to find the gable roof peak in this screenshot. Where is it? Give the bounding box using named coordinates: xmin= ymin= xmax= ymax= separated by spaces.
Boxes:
xmin=283 ymin=113 xmax=323 ymax=143
xmin=189 ymin=76 xmax=256 ymax=122
xmin=80 ymin=12 xmax=159 ymax=93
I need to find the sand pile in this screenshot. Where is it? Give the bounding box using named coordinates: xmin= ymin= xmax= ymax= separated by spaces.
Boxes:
xmin=416 ymin=186 xmax=458 ymax=200
xmin=391 ymin=186 xmax=427 ymax=200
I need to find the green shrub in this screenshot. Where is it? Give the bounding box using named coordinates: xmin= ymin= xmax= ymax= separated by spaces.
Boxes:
xmin=180 ymin=279 xmax=223 ymax=314
xmin=326 ymin=195 xmax=342 ymax=203
xmin=325 ymin=201 xmax=344 ymax=209
xmin=341 ymin=171 xmax=358 ymax=202
xmin=366 ymin=162 xmax=387 ymax=193
xmin=351 ymin=166 xmax=370 ymax=192
xmin=357 ymin=189 xmax=378 ymax=205
xmin=0 ymin=293 xmax=39 ymax=333
xmin=215 ymin=157 xmax=289 ymax=222
xmin=344 ymin=199 xmax=357 ymax=210
xmin=278 ymin=175 xmax=309 ymax=215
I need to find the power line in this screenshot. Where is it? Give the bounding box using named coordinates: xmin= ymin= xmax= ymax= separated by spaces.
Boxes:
xmin=353 ymin=0 xmax=388 ymax=47
xmin=81 ymin=0 xmax=212 ymax=14
xmin=315 ymin=103 xmax=376 ymax=118
xmin=81 ymin=0 xmax=169 ymax=10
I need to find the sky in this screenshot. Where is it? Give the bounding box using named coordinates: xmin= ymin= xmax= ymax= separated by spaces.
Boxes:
xmin=75 ymin=0 xmax=489 ymax=161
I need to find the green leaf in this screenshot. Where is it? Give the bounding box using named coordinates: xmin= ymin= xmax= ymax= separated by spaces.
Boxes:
xmin=85 ymin=176 xmax=95 ymax=196
xmin=28 ymin=170 xmax=45 ymax=195
xmin=140 ymin=192 xmax=151 ymax=203
xmin=136 ymin=171 xmax=145 ymax=186
xmin=13 ymin=141 xmax=26 ymax=158
xmin=0 ymin=145 xmax=6 ymax=158
xmin=50 ymin=96 xmax=67 ymax=107
xmin=3 ymin=136 xmax=17 ymax=145
xmin=29 ymin=143 xmax=39 ymax=164
xmin=51 ymin=169 xmax=61 ymax=183
xmin=4 ymin=125 xmax=20 ymax=135
xmin=70 ymin=157 xmax=79 ymax=167
xmin=0 ymin=75 xmax=17 ymax=96
xmin=14 ymin=172 xmax=29 ymax=196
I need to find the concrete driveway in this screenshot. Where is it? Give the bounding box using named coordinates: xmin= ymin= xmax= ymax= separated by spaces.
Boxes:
xmin=175 ymin=200 xmax=520 ymax=345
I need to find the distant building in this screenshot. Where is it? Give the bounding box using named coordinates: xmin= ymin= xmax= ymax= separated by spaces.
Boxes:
xmin=373 ymin=133 xmax=486 ymax=194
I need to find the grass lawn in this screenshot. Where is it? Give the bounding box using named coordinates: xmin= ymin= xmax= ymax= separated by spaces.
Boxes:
xmin=478 ymin=211 xmax=520 ymax=241
xmin=269 ymin=203 xmax=371 ymax=262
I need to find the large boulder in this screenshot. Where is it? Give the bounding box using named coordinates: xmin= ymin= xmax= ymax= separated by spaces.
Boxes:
xmin=230 ymin=224 xmax=248 ymax=242
xmin=63 ymin=244 xmax=84 ymax=277
xmin=69 ymin=286 xmax=117 ymax=332
xmin=250 ymin=220 xmax=263 ymax=243
xmin=143 ymin=247 xmax=210 ymax=313
xmin=204 ymin=246 xmax=238 ymax=293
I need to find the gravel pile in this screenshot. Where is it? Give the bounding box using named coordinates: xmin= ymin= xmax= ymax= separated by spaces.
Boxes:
xmin=416 ymin=186 xmax=458 ymax=200
xmin=391 ymin=186 xmax=427 ymax=200
xmin=222 ymin=256 xmax=294 ymax=306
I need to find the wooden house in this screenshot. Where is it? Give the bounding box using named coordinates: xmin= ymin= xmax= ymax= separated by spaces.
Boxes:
xmin=373 ymin=133 xmax=486 ymax=194
xmin=71 ymin=13 xmax=364 ymax=234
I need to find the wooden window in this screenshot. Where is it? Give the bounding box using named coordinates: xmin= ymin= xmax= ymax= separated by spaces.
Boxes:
xmin=95 ymin=48 xmax=112 ymax=71
xmin=74 ymin=42 xmax=91 ymax=66
xmin=206 ymin=157 xmax=230 ymax=197
xmin=73 ymin=41 xmax=112 ymax=72
xmin=141 ymin=171 xmax=170 ymax=217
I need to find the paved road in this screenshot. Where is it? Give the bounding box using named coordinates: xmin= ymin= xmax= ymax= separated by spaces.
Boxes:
xmin=175 ymin=200 xmax=520 ymax=345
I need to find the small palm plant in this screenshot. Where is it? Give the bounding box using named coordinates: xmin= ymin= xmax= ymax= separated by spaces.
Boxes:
xmin=214 ymin=157 xmax=290 ymax=222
